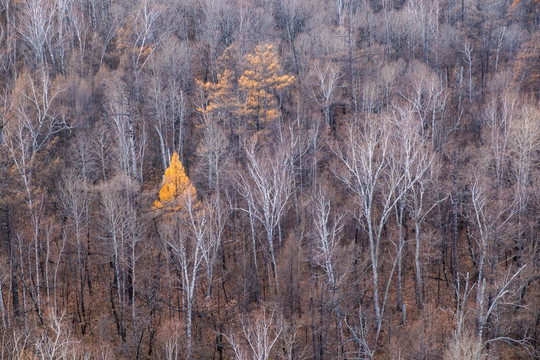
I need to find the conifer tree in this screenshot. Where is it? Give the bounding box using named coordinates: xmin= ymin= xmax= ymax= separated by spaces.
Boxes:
xmin=154 ymin=152 xmax=196 ymax=210
xmin=238 ymin=44 xmax=295 ymax=131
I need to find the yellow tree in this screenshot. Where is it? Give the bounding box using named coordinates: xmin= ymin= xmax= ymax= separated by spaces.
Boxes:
xmin=238 ymin=44 xmax=295 ymax=131
xmin=154 ymin=152 xmax=196 ymax=210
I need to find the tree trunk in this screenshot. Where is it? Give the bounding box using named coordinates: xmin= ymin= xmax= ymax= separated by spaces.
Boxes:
xmin=452 ymin=144 xmax=459 ymax=304
xmin=415 ymin=220 xmax=423 ymax=309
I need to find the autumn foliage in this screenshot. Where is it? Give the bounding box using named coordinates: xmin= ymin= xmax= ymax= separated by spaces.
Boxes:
xmin=238 ymin=45 xmax=295 ymax=130
xmin=198 ymin=44 xmax=294 ymax=131
xmin=154 ymin=152 xmax=196 ymax=210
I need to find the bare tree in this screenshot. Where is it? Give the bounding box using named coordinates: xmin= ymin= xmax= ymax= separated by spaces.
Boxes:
xmin=13 ymin=0 xmax=58 ymax=67
xmin=202 ymin=194 xmax=230 ymax=298
xmin=197 ymin=0 xmax=238 ymax=79
xmin=161 ymin=188 xmax=208 ymax=360
xmin=274 ymin=0 xmax=309 ymax=75
xmin=148 ymin=37 xmax=191 ymax=167
xmin=477 ymin=265 xmax=526 ymax=340
xmin=392 ymin=106 xmax=440 ymax=309
xmin=333 ymin=115 xmax=426 ymax=343
xmin=0 ymin=260 xmax=8 ymax=330
xmin=225 ymin=308 xmax=284 ymax=360
xmin=8 ymin=328 xmax=31 ymax=360
xmin=444 ymin=266 xmax=530 ymax=359
xmin=8 ymin=68 xmax=67 ymax=166
xmin=196 ymin=117 xmax=230 ymax=193
xmin=235 ymin=135 xmax=293 ymax=296
xmin=105 ymin=73 xmax=146 ymax=181
xmin=312 ymin=187 xmax=344 ymax=292
xmin=344 ymin=305 xmax=376 ymax=360
xmin=405 ymin=0 xmax=440 ymax=63
xmin=399 ymin=63 xmax=447 ymax=150
xmin=131 ymin=0 xmax=161 ymax=78
xmin=509 ymin=102 xmax=540 ymax=218
xmin=3 ymin=68 xmax=67 ymax=326
xmin=311 ymin=186 xmax=347 ymax=356
xmin=278 ymin=319 xmax=309 ymax=360
xmin=51 ymin=0 xmax=73 ymax=74
xmin=34 ymin=311 xmax=78 ymax=360
xmin=151 ymin=81 xmax=186 ymax=171
xmin=98 ymin=175 xmax=140 ymax=343
xmin=462 ymin=41 xmax=474 ymax=102
xmin=93 ymin=3 xmax=122 ymax=67
xmin=69 ymin=1 xmax=89 ymax=68
xmin=312 ymin=61 xmax=341 ymax=130
xmin=90 ymin=121 xmax=116 ymax=182
xmin=157 ymin=319 xmax=184 ymax=360
xmin=59 ymin=170 xmax=90 ymax=334
xmin=468 ymin=174 xmax=520 ymax=340
xmin=482 ymin=93 xmax=515 ymax=187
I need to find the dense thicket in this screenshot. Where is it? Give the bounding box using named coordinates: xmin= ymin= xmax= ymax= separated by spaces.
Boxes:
xmin=0 ymin=0 xmax=539 ymax=358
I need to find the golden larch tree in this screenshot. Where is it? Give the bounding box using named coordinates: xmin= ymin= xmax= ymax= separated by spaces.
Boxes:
xmin=154 ymin=152 xmax=196 ymax=210
xmin=238 ymin=44 xmax=295 ymax=131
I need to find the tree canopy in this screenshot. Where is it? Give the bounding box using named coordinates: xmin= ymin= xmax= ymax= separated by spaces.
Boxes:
xmin=238 ymin=44 xmax=295 ymax=130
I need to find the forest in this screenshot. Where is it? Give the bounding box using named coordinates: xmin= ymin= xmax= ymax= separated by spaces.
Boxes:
xmin=0 ymin=0 xmax=539 ymax=358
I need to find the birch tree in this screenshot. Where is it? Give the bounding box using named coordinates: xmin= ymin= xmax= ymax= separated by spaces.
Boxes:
xmin=483 ymin=93 xmax=515 ymax=187
xmin=161 ymin=188 xmax=206 ymax=360
xmin=4 ymin=68 xmax=67 ymax=325
xmin=333 ymin=115 xmax=425 ymax=343
xmin=14 ymin=0 xmax=57 ymax=67
xmin=509 ymin=102 xmax=540 ymax=222
xmin=468 ymin=175 xmax=518 ymax=339
xmin=98 ymin=175 xmax=141 ymax=344
xmin=393 ymin=106 xmax=439 ymax=309
xmin=105 ymin=73 xmax=146 ymax=181
xmin=312 ymin=61 xmax=341 ymax=130
xmin=226 ymin=308 xmax=284 ymax=360
xmin=312 ymin=186 xmax=347 ymax=356
xmin=59 ymin=170 xmax=90 ymax=334
xmin=235 ymin=135 xmax=293 ymax=295
xmin=149 ymin=37 xmax=192 ymax=168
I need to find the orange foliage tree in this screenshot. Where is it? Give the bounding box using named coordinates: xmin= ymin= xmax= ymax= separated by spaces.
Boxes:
xmin=154 ymin=152 xmax=196 ymax=210
xmin=238 ymin=44 xmax=295 ymax=131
